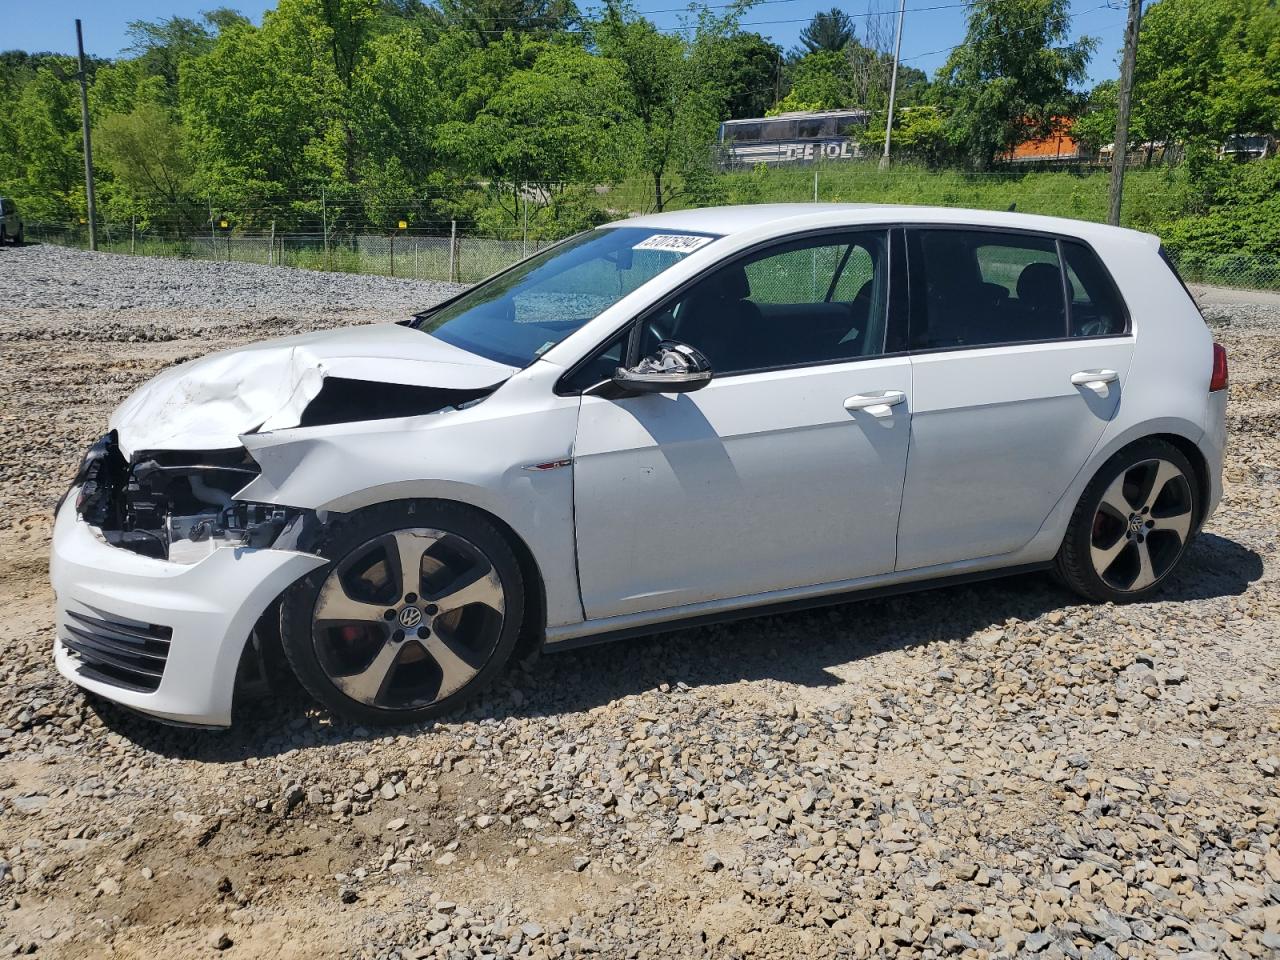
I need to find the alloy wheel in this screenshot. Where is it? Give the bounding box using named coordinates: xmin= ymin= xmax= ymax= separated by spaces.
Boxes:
xmin=311 ymin=528 xmax=506 ymax=710
xmin=1089 ymin=458 xmax=1194 ymax=593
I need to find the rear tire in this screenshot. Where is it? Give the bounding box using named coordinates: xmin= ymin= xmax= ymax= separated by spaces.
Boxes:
xmin=1056 ymin=439 xmax=1200 ymax=603
xmin=280 ymin=500 xmax=524 ymax=725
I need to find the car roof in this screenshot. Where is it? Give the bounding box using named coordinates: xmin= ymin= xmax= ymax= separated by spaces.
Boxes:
xmin=607 ymin=203 xmax=1157 ymax=247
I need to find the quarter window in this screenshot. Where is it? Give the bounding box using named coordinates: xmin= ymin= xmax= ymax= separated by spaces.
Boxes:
xmin=640 ymin=231 xmax=890 ymax=375
xmin=1064 ymin=240 xmax=1128 ymax=337
xmin=912 ymin=230 xmax=1067 ymax=348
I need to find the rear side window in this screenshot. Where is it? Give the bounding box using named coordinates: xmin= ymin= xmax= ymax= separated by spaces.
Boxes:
xmin=911 ymin=230 xmax=1067 ymax=348
xmin=1063 ymin=240 xmax=1129 ymax=336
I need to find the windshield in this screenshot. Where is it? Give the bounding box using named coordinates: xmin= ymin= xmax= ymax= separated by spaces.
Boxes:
xmin=415 ymin=227 xmax=718 ymax=367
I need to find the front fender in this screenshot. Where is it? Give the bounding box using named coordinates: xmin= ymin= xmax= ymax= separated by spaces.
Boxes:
xmin=237 ymin=392 xmax=585 ymax=629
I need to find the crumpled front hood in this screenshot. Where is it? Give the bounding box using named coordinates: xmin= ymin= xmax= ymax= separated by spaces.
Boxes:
xmin=110 ymin=323 xmax=516 ymax=456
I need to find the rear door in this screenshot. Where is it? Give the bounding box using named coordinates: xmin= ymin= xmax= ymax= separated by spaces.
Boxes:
xmin=895 ymin=227 xmax=1134 ymax=571
xmin=570 ymin=228 xmax=914 ymax=620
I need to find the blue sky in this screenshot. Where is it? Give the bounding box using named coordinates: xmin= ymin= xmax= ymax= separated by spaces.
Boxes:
xmin=1 ymin=0 xmax=1130 ymax=85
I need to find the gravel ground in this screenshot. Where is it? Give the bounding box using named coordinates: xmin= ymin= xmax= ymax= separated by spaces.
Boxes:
xmin=0 ymin=243 xmax=1277 ymax=960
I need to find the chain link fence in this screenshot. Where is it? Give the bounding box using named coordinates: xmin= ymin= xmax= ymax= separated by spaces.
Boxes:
xmin=1163 ymin=253 xmax=1280 ymax=292
xmin=24 ymin=212 xmax=1280 ymax=292
xmin=23 ymin=222 xmax=558 ymax=284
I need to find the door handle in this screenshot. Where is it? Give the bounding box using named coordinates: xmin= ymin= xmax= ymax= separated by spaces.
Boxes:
xmin=844 ymin=390 xmax=906 ymax=413
xmin=1070 ymin=369 xmax=1119 ymax=387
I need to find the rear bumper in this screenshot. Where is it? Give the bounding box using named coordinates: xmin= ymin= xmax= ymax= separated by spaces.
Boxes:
xmin=50 ymin=491 xmax=326 ymax=727
xmin=1202 ymin=389 xmax=1228 ymax=524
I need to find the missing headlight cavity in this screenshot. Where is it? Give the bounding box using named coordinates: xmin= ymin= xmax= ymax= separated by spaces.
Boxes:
xmin=298 ymin=378 xmax=493 ymax=428
xmin=71 ymin=436 xmax=306 ymax=561
xmin=128 ymin=447 xmax=260 ymax=527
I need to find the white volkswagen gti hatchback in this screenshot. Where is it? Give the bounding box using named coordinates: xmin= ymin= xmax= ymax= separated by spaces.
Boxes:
xmin=50 ymin=204 xmax=1228 ymax=727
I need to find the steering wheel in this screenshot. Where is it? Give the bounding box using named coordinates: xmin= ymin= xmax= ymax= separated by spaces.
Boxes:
xmin=1077 ymin=316 xmax=1109 ymax=338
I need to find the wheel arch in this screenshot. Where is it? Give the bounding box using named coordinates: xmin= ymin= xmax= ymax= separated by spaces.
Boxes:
xmin=1084 ymin=426 xmax=1211 ymax=530
xmin=1053 ymin=430 xmax=1205 ymax=601
xmin=325 ymin=494 xmax=549 ymax=652
xmin=416 ymin=497 xmax=549 ymax=661
xmin=234 ymin=493 xmax=554 ymax=714
xmin=1023 ymin=418 xmax=1211 ymax=564
xmin=1147 ymin=432 xmax=1211 ymax=529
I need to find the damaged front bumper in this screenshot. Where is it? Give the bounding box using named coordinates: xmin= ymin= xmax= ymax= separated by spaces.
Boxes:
xmin=50 ymin=490 xmax=326 ymax=727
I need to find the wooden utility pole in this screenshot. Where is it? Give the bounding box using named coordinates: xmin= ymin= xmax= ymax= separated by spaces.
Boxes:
xmin=449 ymin=220 xmax=457 ymax=283
xmin=880 ymin=0 xmax=908 ymax=169
xmin=321 ymin=187 xmax=329 ymax=269
xmin=74 ymin=19 xmax=98 ymax=251
xmin=1108 ymin=0 xmax=1143 ymax=226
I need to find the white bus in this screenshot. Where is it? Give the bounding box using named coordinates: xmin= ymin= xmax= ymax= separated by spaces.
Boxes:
xmin=717 ymin=109 xmax=871 ymax=168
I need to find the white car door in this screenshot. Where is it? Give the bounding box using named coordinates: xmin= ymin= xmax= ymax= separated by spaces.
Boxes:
xmin=570 ymin=229 xmax=914 ymax=621
xmin=896 ymin=227 xmax=1135 ymax=571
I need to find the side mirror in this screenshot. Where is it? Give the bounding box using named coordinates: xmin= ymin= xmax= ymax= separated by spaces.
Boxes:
xmin=613 ymin=341 xmax=713 ymax=395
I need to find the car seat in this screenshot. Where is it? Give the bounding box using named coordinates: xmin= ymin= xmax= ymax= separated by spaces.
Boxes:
xmin=673 ymin=266 xmax=767 ymax=372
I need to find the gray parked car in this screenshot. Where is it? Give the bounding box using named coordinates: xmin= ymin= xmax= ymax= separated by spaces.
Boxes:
xmin=0 ymin=198 xmax=24 ymax=245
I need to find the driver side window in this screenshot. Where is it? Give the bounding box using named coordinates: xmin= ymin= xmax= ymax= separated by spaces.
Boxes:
xmin=638 ymin=230 xmax=890 ymax=375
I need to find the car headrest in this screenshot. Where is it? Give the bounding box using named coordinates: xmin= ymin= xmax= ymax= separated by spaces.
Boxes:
xmin=1016 ymin=262 xmax=1062 ymax=310
xmin=716 ymin=265 xmax=750 ymax=302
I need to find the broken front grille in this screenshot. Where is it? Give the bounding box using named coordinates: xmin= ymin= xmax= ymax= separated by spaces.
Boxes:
xmin=60 ymin=610 xmax=172 ymax=693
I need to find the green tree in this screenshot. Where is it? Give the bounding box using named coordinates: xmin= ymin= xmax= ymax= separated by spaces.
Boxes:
xmin=772 ymin=44 xmax=926 ymax=114
xmin=180 ymin=6 xmax=334 ymax=212
xmin=437 ymin=44 xmax=628 ymax=229
xmin=772 ymin=50 xmax=851 ymax=113
xmin=848 ymin=42 xmax=927 ymax=111
xmin=181 ymin=0 xmax=429 ymax=221
xmin=1128 ymin=0 xmax=1280 ymax=151
xmin=90 ymin=59 xmax=167 ymax=117
xmin=933 ymin=0 xmax=1094 ymax=168
xmin=866 ymin=104 xmax=954 ymax=165
xmin=596 ymin=3 xmax=725 ymax=211
xmin=125 ymin=9 xmax=248 ymax=97
xmin=0 ymin=60 xmax=25 ymax=196
xmin=9 ymin=65 xmax=84 ymax=219
xmin=1070 ymin=80 xmax=1116 ymax=155
xmin=425 ymin=0 xmax=579 ymax=46
xmin=352 ymin=25 xmax=446 ymax=201
xmin=698 ymin=31 xmax=782 ymax=120
xmin=95 ymin=103 xmax=195 ymax=218
xmin=795 ymin=8 xmax=853 ymax=56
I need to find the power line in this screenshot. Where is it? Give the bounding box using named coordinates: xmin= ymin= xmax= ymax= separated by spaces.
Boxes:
xmin=900 ymin=1 xmax=1116 ymax=63
xmin=449 ymin=0 xmax=982 ymax=36
xmin=658 ymin=2 xmax=1119 ymax=113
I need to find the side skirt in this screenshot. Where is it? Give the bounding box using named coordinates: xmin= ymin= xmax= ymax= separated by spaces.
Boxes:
xmin=543 ymin=561 xmax=1053 ymax=654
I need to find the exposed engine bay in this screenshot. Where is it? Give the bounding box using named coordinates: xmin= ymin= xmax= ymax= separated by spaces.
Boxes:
xmin=71 ymin=432 xmax=302 ymax=562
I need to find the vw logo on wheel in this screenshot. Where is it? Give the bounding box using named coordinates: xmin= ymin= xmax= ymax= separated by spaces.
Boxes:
xmin=398 ymin=606 xmax=424 ymax=628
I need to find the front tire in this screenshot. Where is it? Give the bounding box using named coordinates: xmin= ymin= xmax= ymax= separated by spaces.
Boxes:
xmin=1056 ymin=439 xmax=1200 ymax=602
xmin=280 ymin=501 xmax=524 ymax=725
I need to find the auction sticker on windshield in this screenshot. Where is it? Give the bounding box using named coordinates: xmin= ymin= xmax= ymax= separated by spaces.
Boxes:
xmin=632 ymin=234 xmax=714 ymax=254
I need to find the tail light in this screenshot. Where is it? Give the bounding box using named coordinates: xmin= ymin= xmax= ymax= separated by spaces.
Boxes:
xmin=1210 ymin=343 xmax=1228 ymax=392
